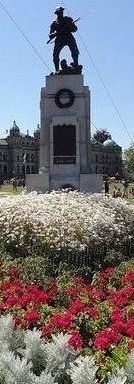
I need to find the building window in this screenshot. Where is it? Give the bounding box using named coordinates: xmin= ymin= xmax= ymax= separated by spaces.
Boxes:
xmin=31 ymin=154 xmax=35 ymax=162
xmin=26 ymin=165 xmax=30 ymax=174
xmin=22 ymin=165 xmax=25 ymax=176
xmin=31 ymin=166 xmax=35 ymax=173
xmin=26 ymin=154 xmax=30 ymax=163
xmin=95 ymin=154 xmax=98 ymax=163
xmin=3 ymin=154 xmax=7 ymax=161
xmin=17 ymin=165 xmax=19 ymax=175
xmin=53 ymin=124 xmax=76 ymax=164
xmin=0 ymin=165 xmax=2 ymax=174
xmin=17 ymin=155 xmax=19 ymax=162
xmin=4 ymin=165 xmax=7 ymax=174
xmin=95 ymin=165 xmax=98 ymax=173
xmin=0 ymin=153 xmax=2 ymax=161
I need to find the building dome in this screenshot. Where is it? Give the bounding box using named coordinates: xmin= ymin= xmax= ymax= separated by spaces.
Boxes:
xmin=34 ymin=124 xmax=40 ymax=139
xmin=103 ymin=139 xmax=119 ymax=148
xmin=10 ymin=120 xmax=20 ymax=135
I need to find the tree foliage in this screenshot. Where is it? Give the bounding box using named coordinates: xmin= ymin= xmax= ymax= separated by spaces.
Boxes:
xmin=92 ymin=129 xmax=111 ymax=144
xmin=124 ymin=144 xmax=134 ymax=181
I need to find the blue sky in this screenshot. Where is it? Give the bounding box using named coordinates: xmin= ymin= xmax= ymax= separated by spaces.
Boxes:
xmin=0 ymin=0 xmax=134 ymax=148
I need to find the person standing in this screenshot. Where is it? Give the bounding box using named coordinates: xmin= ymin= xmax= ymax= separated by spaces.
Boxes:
xmin=123 ymin=179 xmax=129 ymax=197
xmin=49 ymin=7 xmax=79 ymax=72
xmin=104 ymin=179 xmax=109 ymax=195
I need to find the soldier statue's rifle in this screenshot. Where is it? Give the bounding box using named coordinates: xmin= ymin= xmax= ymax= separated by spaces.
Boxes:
xmin=47 ymin=17 xmax=81 ymax=44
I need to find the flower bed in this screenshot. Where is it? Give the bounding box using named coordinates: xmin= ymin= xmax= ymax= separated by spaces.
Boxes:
xmin=0 ymin=191 xmax=133 ymax=258
xmin=0 ymin=314 xmax=134 ymax=384
xmin=0 ymin=260 xmax=134 ymax=381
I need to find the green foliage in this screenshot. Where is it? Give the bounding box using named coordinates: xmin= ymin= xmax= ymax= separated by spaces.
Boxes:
xmin=124 ymin=145 xmax=134 ymax=181
xmin=12 ymin=255 xmax=56 ymax=287
xmin=92 ymin=129 xmax=111 ymax=144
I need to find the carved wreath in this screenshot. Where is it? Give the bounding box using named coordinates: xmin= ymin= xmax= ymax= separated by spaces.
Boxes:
xmin=55 ymin=89 xmax=75 ymax=108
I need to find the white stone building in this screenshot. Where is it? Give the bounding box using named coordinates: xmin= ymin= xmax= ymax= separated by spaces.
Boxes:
xmin=0 ymin=121 xmax=122 ymax=183
xmin=0 ymin=121 xmax=40 ymax=181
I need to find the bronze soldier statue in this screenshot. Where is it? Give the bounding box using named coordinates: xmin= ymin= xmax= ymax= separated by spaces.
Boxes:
xmin=48 ymin=7 xmax=79 ymax=72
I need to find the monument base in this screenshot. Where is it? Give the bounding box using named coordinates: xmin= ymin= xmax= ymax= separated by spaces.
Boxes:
xmin=26 ymin=173 xmax=103 ymax=194
xmin=80 ymin=174 xmax=103 ymax=193
xmin=26 ymin=174 xmax=50 ymax=193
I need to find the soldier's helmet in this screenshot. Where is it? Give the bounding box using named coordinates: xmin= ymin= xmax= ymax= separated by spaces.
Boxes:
xmin=55 ymin=7 xmax=65 ymax=15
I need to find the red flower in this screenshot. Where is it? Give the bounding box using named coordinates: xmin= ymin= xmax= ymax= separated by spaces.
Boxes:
xmin=64 ymin=286 xmax=80 ymax=298
xmin=95 ymin=268 xmax=115 ymax=286
xmin=111 ymin=320 xmax=127 ymax=334
xmin=36 ymin=291 xmax=49 ymax=303
xmin=126 ymin=320 xmax=134 ymax=339
xmin=110 ymin=309 xmax=124 ymax=322
xmin=24 ymin=310 xmax=40 ymax=324
xmin=127 ymin=319 xmax=134 ymax=328
xmin=1 ymin=280 xmax=11 ymax=290
xmin=7 ymin=267 xmax=19 ymax=279
xmin=19 ymin=293 xmax=36 ymax=307
xmin=68 ymin=330 xmax=83 ymax=349
xmin=74 ymin=276 xmax=85 ymax=285
xmin=105 ymin=267 xmax=115 ymax=275
xmin=127 ymin=327 xmax=134 ymax=339
xmin=50 ymin=313 xmax=72 ymax=328
xmin=41 ymin=325 xmax=53 ymax=337
xmin=87 ymin=307 xmax=101 ymax=319
xmin=109 ymin=287 xmax=134 ymax=308
xmin=94 ymin=328 xmax=120 ymax=350
xmin=129 ymin=340 xmax=134 ymax=350
xmin=47 ymin=284 xmax=59 ymax=301
xmin=4 ymin=295 xmax=19 ymax=308
xmin=14 ymin=316 xmax=24 ymax=327
xmin=92 ymin=289 xmax=105 ymax=301
xmin=121 ymin=272 xmax=134 ymax=286
xmin=68 ymin=300 xmax=85 ymax=315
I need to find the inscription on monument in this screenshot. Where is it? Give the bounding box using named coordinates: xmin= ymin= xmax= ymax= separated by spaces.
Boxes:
xmin=53 ymin=124 xmax=76 ymax=164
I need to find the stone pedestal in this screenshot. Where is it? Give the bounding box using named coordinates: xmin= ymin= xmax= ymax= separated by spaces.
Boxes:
xmin=26 ymin=174 xmax=49 ymax=193
xmin=26 ymin=73 xmax=103 ymax=193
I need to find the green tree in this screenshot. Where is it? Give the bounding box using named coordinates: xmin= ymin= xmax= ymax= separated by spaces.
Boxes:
xmin=123 ymin=144 xmax=134 ymax=181
xmin=92 ymin=129 xmax=111 ymax=144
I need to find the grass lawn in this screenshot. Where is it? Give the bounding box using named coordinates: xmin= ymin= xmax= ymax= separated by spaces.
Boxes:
xmin=0 ymin=182 xmax=134 ymax=202
xmin=0 ymin=184 xmax=24 ymax=195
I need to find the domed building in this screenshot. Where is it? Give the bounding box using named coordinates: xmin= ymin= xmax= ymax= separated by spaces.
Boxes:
xmin=103 ymin=138 xmax=120 ymax=148
xmin=10 ymin=120 xmax=20 ymax=136
xmin=0 ymin=121 xmax=40 ymax=181
xmin=0 ymin=121 xmax=122 ymax=181
xmin=91 ymin=136 xmax=122 ymax=177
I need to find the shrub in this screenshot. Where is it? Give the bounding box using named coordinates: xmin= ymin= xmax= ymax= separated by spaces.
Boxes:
xmin=0 ymin=192 xmax=133 ymax=274
xmin=0 ymin=313 xmax=133 ymax=383
xmin=0 ymin=260 xmax=134 ymax=380
xmin=0 ymin=192 xmax=133 ymax=258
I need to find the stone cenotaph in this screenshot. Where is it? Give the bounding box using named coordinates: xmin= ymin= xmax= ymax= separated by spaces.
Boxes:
xmin=26 ymin=7 xmax=103 ymax=193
